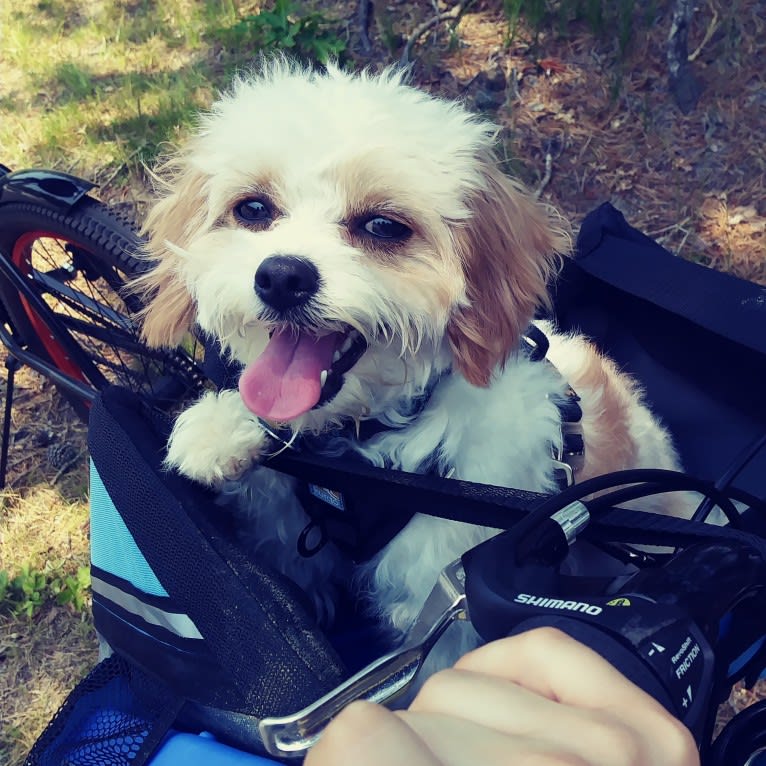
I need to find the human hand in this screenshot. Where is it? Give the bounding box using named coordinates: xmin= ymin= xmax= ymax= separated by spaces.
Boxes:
xmin=305 ymin=627 xmax=699 ymax=766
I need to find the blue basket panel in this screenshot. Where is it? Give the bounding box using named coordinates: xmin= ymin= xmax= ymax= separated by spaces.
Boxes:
xmin=90 ymin=459 xmax=168 ymax=598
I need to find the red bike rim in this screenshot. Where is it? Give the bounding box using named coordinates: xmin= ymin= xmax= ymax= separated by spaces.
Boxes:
xmin=12 ymin=230 xmax=89 ymax=384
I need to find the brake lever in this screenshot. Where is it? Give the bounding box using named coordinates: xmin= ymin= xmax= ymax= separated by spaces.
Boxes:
xmin=259 ymin=559 xmax=469 ymax=758
xmin=259 ymin=502 xmax=591 ymax=757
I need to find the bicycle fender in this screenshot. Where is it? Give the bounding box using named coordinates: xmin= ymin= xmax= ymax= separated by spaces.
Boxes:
xmin=0 ymin=168 xmax=96 ymax=210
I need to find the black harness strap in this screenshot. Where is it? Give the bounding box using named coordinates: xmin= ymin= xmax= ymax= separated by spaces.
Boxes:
xmin=271 ymin=449 xmax=541 ymax=561
xmin=268 ymin=449 xmax=766 ymax=562
xmin=202 ymin=325 xmax=588 ymax=561
xmin=201 ymin=331 xmax=243 ymax=390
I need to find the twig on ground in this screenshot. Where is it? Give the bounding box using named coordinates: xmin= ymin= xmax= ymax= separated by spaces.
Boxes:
xmin=675 ymin=227 xmax=693 ymax=256
xmin=688 ymin=2 xmax=719 ymax=62
xmin=534 ymin=150 xmax=554 ymax=200
xmin=655 ymin=222 xmax=693 ymax=256
xmin=99 ymin=147 xmax=143 ymax=190
xmin=648 ymin=217 xmax=692 ymax=237
xmin=577 ymin=134 xmax=594 ymax=161
xmin=399 ymin=1 xmax=471 ymax=66
xmin=51 ymin=451 xmax=85 ymax=486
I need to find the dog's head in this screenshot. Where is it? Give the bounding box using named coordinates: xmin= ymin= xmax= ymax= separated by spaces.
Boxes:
xmin=137 ymin=59 xmax=570 ymax=428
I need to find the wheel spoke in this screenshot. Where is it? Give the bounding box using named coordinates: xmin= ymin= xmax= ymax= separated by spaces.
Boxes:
xmin=11 ymin=227 xmax=204 ymax=405
xmin=31 ymin=270 xmax=133 ymax=331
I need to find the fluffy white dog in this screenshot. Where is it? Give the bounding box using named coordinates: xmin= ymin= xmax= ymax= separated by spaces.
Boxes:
xmin=135 ymin=59 xmax=682 ymax=675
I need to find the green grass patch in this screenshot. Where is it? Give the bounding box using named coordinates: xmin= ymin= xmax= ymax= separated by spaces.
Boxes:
xmin=50 ymin=61 xmax=98 ymax=100
xmin=1 ymin=564 xmax=91 ymax=618
xmin=212 ymin=0 xmax=347 ymax=62
xmin=1 ymin=0 xmax=347 ymax=192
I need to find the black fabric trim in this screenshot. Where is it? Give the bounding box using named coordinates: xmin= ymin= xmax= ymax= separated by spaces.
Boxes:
xmin=92 ymin=599 xmax=226 ymax=704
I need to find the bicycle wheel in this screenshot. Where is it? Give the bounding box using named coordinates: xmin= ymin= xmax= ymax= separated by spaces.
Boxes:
xmin=0 ymin=197 xmax=204 ymax=419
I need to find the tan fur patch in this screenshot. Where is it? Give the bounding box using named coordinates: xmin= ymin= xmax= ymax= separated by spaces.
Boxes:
xmin=569 ymin=345 xmax=640 ymax=480
xmin=132 ymin=156 xmax=209 ymax=347
xmin=447 ymin=160 xmax=570 ymax=386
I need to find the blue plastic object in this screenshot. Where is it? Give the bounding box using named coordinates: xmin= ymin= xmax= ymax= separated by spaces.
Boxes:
xmin=150 ymin=731 xmax=281 ymax=766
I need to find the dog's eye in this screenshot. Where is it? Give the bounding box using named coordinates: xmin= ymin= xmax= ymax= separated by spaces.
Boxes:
xmin=362 ymin=216 xmax=411 ymax=240
xmin=234 ymin=198 xmax=272 ymax=224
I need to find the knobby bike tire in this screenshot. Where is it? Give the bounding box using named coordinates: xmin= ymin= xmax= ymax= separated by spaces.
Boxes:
xmin=0 ymin=197 xmax=203 ymax=420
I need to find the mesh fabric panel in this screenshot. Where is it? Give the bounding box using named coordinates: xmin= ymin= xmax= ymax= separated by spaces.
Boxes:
xmin=24 ymin=655 xmax=182 ymax=766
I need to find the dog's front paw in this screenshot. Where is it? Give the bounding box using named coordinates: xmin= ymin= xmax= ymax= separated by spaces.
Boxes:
xmin=165 ymin=390 xmax=269 ymax=487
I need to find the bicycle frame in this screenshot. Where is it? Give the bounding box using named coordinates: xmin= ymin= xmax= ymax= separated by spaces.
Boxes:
xmin=0 ymin=252 xmax=112 ymax=393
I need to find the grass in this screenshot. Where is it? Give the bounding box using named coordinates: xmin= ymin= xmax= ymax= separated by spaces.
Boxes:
xmin=2 ymin=0 xmax=213 ymax=184
xmin=1 ymin=471 xmax=94 ymax=766
xmin=0 ymin=0 xmax=347 ymax=194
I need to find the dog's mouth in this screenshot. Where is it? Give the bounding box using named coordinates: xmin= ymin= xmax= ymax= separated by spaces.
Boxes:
xmin=238 ymin=325 xmax=367 ymax=422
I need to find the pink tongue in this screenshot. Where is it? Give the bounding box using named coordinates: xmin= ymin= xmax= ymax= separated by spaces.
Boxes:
xmin=239 ymin=329 xmax=341 ymax=421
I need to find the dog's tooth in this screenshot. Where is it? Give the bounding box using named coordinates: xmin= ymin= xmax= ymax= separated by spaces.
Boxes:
xmin=332 ymin=350 xmax=342 ymax=363
xmin=320 ymin=370 xmax=328 ymax=387
xmin=340 ymin=337 xmax=353 ymax=354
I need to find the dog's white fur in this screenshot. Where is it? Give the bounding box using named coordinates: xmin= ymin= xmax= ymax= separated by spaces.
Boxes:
xmin=135 ymin=60 xmax=682 ymax=676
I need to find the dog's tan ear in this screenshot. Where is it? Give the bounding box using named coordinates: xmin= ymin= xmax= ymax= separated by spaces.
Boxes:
xmin=133 ymin=158 xmax=208 ymax=348
xmin=447 ymin=161 xmax=570 ymax=386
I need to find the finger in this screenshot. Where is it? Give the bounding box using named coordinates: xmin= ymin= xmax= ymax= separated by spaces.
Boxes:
xmin=397 ymin=709 xmax=600 ymax=766
xmin=305 ymin=701 xmax=441 ymax=766
xmin=452 ymin=629 xmax=698 ymax=765
xmin=455 ymin=628 xmax=667 ymax=711
xmin=408 ymin=668 xmax=652 ymax=766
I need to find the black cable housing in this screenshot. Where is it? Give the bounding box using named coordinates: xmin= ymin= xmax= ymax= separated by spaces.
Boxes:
xmin=511 ymin=464 xmax=766 ymax=563
xmin=692 ymin=432 xmax=766 ymax=523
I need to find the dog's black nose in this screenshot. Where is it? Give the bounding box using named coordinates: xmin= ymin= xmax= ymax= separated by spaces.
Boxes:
xmin=254 ymin=256 xmax=320 ymax=311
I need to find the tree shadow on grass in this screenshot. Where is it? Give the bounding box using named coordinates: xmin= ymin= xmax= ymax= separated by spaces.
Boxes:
xmin=24 ymin=54 xmax=234 ymax=170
